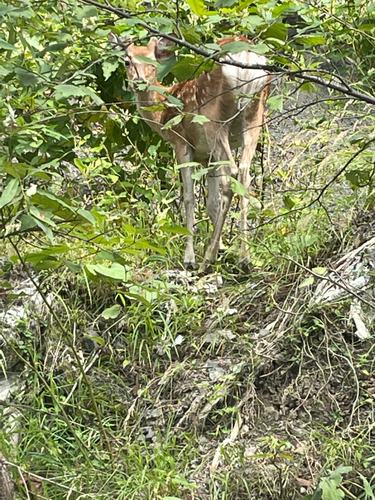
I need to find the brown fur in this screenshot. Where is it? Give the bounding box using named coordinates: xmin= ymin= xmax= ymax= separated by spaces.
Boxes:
xmin=111 ymin=34 xmax=270 ymax=272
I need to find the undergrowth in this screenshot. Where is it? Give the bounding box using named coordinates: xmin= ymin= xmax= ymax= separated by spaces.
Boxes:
xmin=1 ymin=78 xmax=375 ymax=500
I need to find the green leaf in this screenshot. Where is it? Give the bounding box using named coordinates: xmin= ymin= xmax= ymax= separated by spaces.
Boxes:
xmin=185 ymin=0 xmax=206 ymax=16
xmin=77 ymin=208 xmax=96 ymax=225
xmin=35 ymin=258 xmax=62 ymax=270
xmin=0 ymin=178 xmax=20 ymax=208
xmin=7 ymin=6 xmax=34 ymax=18
xmin=312 ymin=267 xmax=327 ymax=275
xmin=32 ymin=218 xmax=54 ymax=243
xmin=283 ymin=195 xmax=295 ymax=209
xmin=65 ymin=261 xmax=82 ymax=273
xmin=54 ymin=85 xmax=104 ymax=105
xmin=148 ymin=85 xmax=184 ymax=108
xmin=119 ymin=18 xmax=144 ymax=26
xmin=267 ymin=95 xmax=283 ymax=111
xmin=132 ymin=239 xmax=165 ymax=253
xmin=0 ymin=38 xmax=17 ymax=50
xmin=345 ymin=169 xmax=370 ymax=187
xmin=123 ymin=291 xmax=151 ymax=306
xmin=263 ymin=22 xmax=288 ymax=41
xmin=84 ymin=333 xmax=105 ymax=345
xmin=220 ymin=41 xmax=251 ymax=54
xmin=128 ymin=285 xmax=158 ymax=303
xmin=76 ymin=5 xmax=98 ymax=19
xmin=248 ymin=195 xmax=262 ymax=210
xmin=273 ymin=55 xmax=291 ymax=65
xmin=101 ymin=304 xmax=122 ymax=319
xmin=294 ymin=35 xmax=326 ymax=46
xmin=86 ymin=263 xmax=127 ymax=281
xmin=162 ymin=114 xmax=184 ymax=130
xmin=177 ymin=162 xmax=201 ymax=169
xmin=300 ymin=82 xmax=317 ymax=92
xmin=230 ymin=177 xmax=248 ymax=197
xmin=320 ymin=479 xmax=344 ymax=499
xmin=80 ymin=86 xmax=104 ymax=106
xmin=15 ymin=68 xmax=40 ymax=87
xmin=215 ymin=0 xmax=237 ymax=8
xmin=55 ymin=84 xmax=87 ymax=99
xmin=310 ymin=488 xmax=322 ymax=500
xmin=249 ymin=43 xmax=269 ymax=55
xmin=123 ymin=224 xmax=139 ymax=235
xmin=32 ymin=190 xmax=73 ymax=212
xmin=329 ymin=466 xmax=352 ymax=485
xmin=135 ymin=55 xmax=159 ymax=67
xmin=157 ymin=55 xmax=177 ymax=80
xmin=230 ymin=179 xmax=261 ymax=209
xmin=358 ymin=473 xmax=375 ymax=500
xmin=0 ymin=281 xmax=12 ymax=289
xmin=171 ymin=56 xmax=215 ymax=81
xmin=102 ymin=58 xmax=119 ymax=80
xmin=141 ymin=15 xmax=175 ymax=32
xmin=0 ymin=6 xmax=17 ymax=16
xmin=359 ymin=22 xmax=375 ymax=31
xmin=191 ymin=167 xmax=210 ymax=181
xmin=36 ymin=43 xmax=69 ymax=57
xmin=265 ymin=37 xmax=286 ymax=48
xmin=20 ymin=215 xmax=38 ymax=232
xmin=165 ymin=94 xmax=184 ymax=108
xmin=244 ymin=15 xmax=264 ymax=28
xmin=161 ymin=224 xmax=191 ymax=235
xmin=300 ymin=276 xmax=314 ymax=288
xmin=29 ymin=205 xmax=56 ymax=226
xmin=272 ymin=2 xmax=294 ymax=17
xmin=191 ymin=114 xmax=210 ymax=125
xmin=313 ymin=466 xmax=352 ymax=500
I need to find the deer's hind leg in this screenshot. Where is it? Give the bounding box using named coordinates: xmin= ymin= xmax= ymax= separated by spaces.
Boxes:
xmin=175 ymin=142 xmax=197 ymax=269
xmin=238 ymin=94 xmax=266 ymax=268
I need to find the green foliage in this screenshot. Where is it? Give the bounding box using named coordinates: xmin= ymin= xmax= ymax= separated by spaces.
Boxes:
xmin=303 ymin=466 xmax=352 ymax=500
xmin=1 ymin=0 xmax=374 ymax=282
xmin=1 ymin=1 xmax=375 ymax=498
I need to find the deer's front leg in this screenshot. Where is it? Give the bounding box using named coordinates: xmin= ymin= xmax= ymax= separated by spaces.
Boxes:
xmin=207 ymin=168 xmax=224 ymax=252
xmin=175 ymin=143 xmax=196 ymax=269
xmin=199 ymin=126 xmax=236 ymax=273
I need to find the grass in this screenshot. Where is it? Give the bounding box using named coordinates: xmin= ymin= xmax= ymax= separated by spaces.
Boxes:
xmin=1 ymin=93 xmax=375 ymax=499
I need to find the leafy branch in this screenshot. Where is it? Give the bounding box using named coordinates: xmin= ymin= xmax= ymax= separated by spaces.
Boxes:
xmin=80 ymin=0 xmax=375 ymax=105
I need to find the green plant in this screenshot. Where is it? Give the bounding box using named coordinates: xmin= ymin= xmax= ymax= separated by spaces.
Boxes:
xmin=302 ymin=466 xmax=352 ymax=500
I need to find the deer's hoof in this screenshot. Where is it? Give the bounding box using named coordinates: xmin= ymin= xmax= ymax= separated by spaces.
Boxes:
xmin=184 ymin=261 xmax=197 ymax=271
xmin=198 ymin=261 xmax=214 ymax=275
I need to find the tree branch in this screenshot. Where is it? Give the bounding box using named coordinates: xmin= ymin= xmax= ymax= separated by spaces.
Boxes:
xmin=80 ymin=0 xmax=375 ymax=106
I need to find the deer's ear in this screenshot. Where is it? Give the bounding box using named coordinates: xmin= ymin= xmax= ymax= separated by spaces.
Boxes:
xmin=155 ymin=36 xmax=177 ymax=61
xmin=108 ymin=32 xmax=119 ymax=45
xmin=148 ymin=37 xmax=159 ymax=57
xmin=108 ymin=33 xmax=132 ymax=51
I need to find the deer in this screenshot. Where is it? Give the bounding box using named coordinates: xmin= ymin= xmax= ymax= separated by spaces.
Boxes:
xmin=109 ymin=33 xmax=270 ymax=273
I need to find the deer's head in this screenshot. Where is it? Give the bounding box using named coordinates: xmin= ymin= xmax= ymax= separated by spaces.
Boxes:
xmin=109 ymin=34 xmax=174 ymax=90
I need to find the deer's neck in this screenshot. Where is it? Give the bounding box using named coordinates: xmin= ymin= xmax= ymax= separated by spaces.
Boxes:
xmin=133 ymin=82 xmax=171 ymax=136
